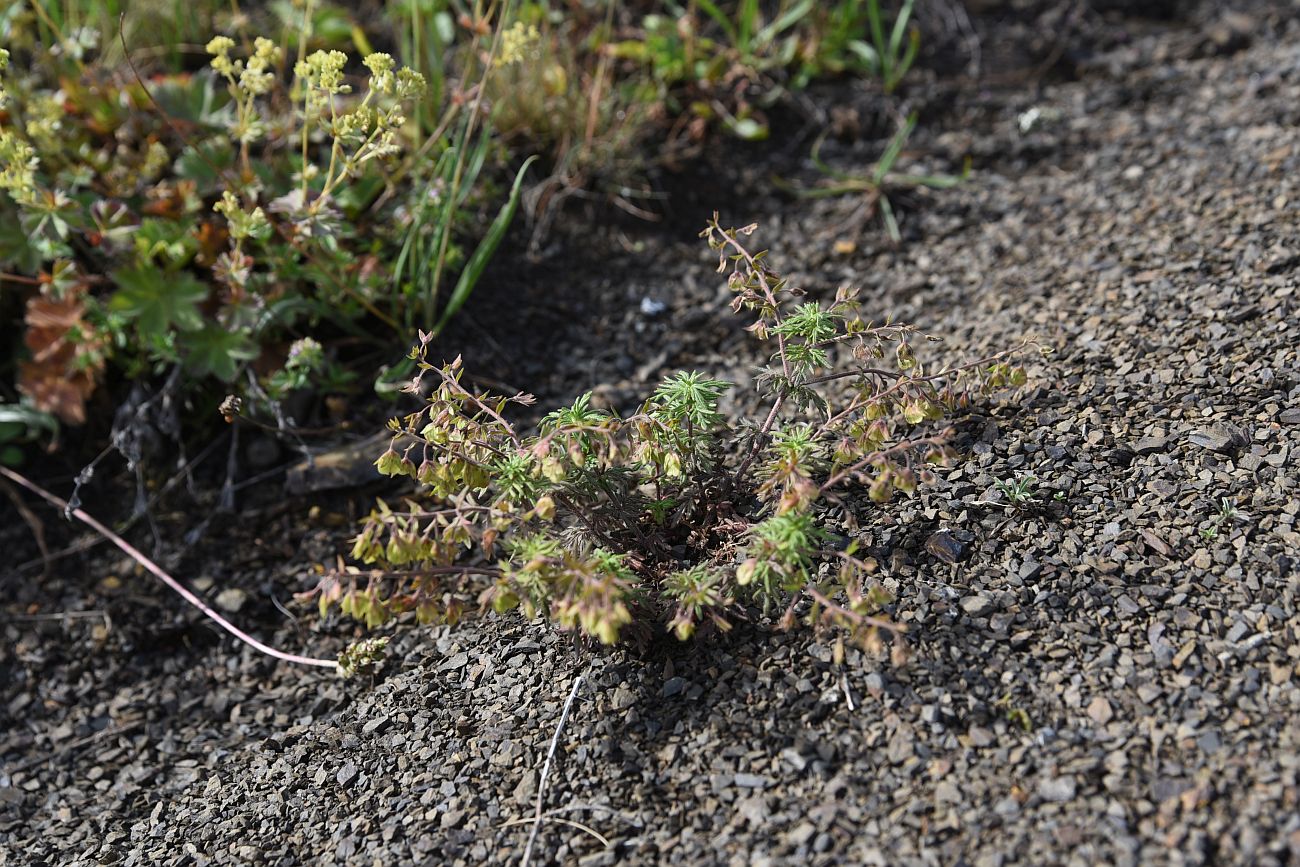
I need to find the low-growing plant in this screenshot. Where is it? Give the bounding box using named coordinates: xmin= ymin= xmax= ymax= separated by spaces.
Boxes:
xmin=994 ymin=474 xmax=1038 ymax=506
xmin=846 ymin=0 xmax=919 ymax=94
xmin=307 ymin=216 xmax=1032 ymax=650
xmin=995 ymin=691 xmax=1034 ymax=732
xmin=609 ymin=0 xmax=922 ymax=143
xmin=0 ymin=402 xmax=57 ymax=466
xmin=0 ymin=0 xmax=534 ymax=447
xmin=0 ymin=16 xmax=428 ymax=421
xmin=780 ymin=113 xmax=970 ymax=243
xmin=1199 ymin=496 xmax=1241 ymax=542
xmin=789 ymin=0 xmax=916 ymax=89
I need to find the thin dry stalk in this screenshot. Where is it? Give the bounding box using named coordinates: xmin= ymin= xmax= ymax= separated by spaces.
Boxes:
xmin=1 ymin=475 xmax=50 ymax=576
xmin=520 ymin=671 xmax=587 ymax=866
xmin=0 ymin=466 xmax=339 ymax=671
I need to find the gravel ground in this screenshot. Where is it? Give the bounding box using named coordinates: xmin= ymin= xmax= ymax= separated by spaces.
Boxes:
xmin=3 ymin=3 xmax=1299 ymax=865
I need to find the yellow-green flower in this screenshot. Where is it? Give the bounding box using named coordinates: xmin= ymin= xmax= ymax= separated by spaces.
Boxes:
xmin=24 ymin=92 xmax=65 ymax=151
xmin=394 ymin=68 xmax=426 ymax=100
xmin=213 ymin=191 xmax=270 ymax=242
xmin=496 ymin=21 xmax=540 ymax=67
xmin=363 ymin=52 xmax=396 ymax=94
xmin=206 ymin=36 xmax=237 ymax=79
xmin=0 ymin=130 xmax=39 ymax=205
xmin=300 ymin=50 xmax=350 ymax=95
xmin=238 ymin=37 xmax=280 ymax=97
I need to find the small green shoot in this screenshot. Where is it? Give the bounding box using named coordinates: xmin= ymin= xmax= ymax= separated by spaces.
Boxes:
xmin=995 ymin=474 xmax=1038 ymax=506
xmin=1199 ymin=497 xmax=1242 ymax=542
xmin=778 ymin=114 xmax=971 ymax=243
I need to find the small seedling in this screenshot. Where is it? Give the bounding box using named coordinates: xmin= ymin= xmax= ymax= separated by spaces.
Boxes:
xmin=1199 ymin=497 xmax=1242 ymax=542
xmin=994 ymin=474 xmax=1038 ymax=506
xmin=778 ymin=114 xmax=970 ymax=243
xmin=995 ymin=692 xmax=1034 ymax=732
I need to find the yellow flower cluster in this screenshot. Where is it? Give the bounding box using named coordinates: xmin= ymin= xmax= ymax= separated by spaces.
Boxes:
xmin=206 ymin=36 xmax=281 ymax=97
xmin=140 ymin=140 xmax=170 ymax=182
xmin=362 ymin=52 xmax=395 ymax=94
xmin=0 ymin=130 xmax=39 ymax=206
xmin=24 ymin=93 xmax=66 ymax=153
xmin=295 ymin=49 xmax=350 ymax=97
xmin=496 ymin=21 xmax=540 ymax=67
xmin=242 ymin=37 xmax=280 ymax=96
xmin=207 ymin=36 xmax=283 ymax=144
xmin=362 ymin=52 xmax=426 ymax=100
xmin=213 ymin=190 xmax=271 ymax=243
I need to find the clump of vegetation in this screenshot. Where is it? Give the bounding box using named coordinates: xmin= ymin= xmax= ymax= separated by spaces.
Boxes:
xmin=607 ymin=0 xmax=920 ymax=142
xmin=0 ymin=0 xmax=532 ymax=454
xmin=994 ymin=473 xmax=1038 ymax=506
xmin=2 ymin=0 xmax=943 ymax=467
xmin=486 ymin=0 xmax=932 ymax=241
xmin=337 ymin=636 xmax=389 ymax=679
xmin=1198 ymin=497 xmax=1242 ymax=542
xmin=309 ymin=217 xmax=1031 ymax=650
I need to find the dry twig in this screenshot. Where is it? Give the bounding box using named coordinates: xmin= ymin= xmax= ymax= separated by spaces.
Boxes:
xmin=0 ymin=466 xmax=339 ymax=671
xmin=520 ymin=671 xmax=588 ymax=866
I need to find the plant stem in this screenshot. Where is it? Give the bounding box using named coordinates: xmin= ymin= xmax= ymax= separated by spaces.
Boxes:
xmin=428 ymin=0 xmax=512 ymax=330
xmin=0 ymin=466 xmax=339 ymax=670
xmin=818 ymin=434 xmax=945 ymax=493
xmin=732 ymin=393 xmax=784 ymax=486
xmin=803 ymin=584 xmax=899 ymax=634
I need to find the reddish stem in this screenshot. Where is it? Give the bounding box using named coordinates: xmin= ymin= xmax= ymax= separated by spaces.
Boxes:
xmin=0 ymin=466 xmax=339 ymax=670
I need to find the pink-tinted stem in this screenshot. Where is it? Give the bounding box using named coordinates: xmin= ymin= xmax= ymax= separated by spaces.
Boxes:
xmin=1 ymin=466 xmax=338 ymax=671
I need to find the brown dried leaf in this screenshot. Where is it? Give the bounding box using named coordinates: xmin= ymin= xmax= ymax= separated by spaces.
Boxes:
xmin=17 ymin=294 xmax=104 ymax=425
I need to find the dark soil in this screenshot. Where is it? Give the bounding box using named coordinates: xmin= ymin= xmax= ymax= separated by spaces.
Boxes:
xmin=4 ymin=2 xmax=1300 ymax=865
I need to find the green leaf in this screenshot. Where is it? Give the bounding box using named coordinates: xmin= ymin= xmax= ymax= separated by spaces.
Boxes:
xmin=132 ymin=218 xmax=200 ymax=269
xmin=433 ymin=155 xmax=538 ymax=334
xmin=0 ymin=208 xmax=43 ymax=273
xmin=434 ymin=11 xmax=455 ymax=44
xmin=0 ymin=405 xmax=58 ymax=434
xmin=889 ymin=0 xmax=916 ymax=59
xmin=182 ymin=325 xmax=259 ymax=382
xmin=110 ymin=265 xmax=207 ymax=336
xmin=149 ymin=72 xmax=230 ymax=127
xmin=756 ymin=0 xmax=814 ymax=47
xmin=847 ymin=39 xmax=881 ymax=74
xmin=887 ymin=27 xmax=920 ymax=92
xmin=175 ymin=140 xmax=235 ymax=188
xmin=872 ymin=113 xmax=918 ymax=185
xmin=879 ymin=195 xmax=900 ymax=244
xmin=695 ymin=0 xmax=739 ymax=46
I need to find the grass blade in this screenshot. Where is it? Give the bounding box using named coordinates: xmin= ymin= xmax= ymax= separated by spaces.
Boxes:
xmin=433 ymin=155 xmax=538 ymax=334
xmin=695 ymin=0 xmax=739 ymax=46
xmin=879 ymin=195 xmax=900 ymax=244
xmin=890 ymin=25 xmax=920 ymax=91
xmin=866 ymin=0 xmax=888 ymax=82
xmin=872 ymin=113 xmax=917 ymax=185
xmin=757 ymin=0 xmax=814 ymax=49
xmin=889 ymin=0 xmax=914 ymax=59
